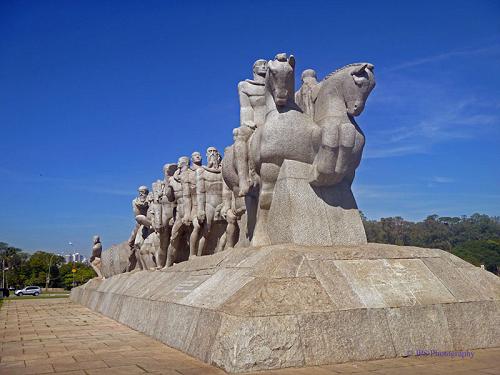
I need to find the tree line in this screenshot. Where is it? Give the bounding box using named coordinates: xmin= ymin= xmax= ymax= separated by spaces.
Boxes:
xmin=362 ymin=213 xmax=500 ymax=274
xmin=0 ymin=243 xmax=95 ymax=290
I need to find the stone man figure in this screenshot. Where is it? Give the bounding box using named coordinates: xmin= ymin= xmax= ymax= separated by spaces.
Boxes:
xmin=90 ymin=235 xmax=104 ymax=279
xmin=154 ymin=163 xmax=178 ymax=267
xmin=233 ymin=59 xmax=268 ymax=196
xmin=126 ymin=185 xmax=149 ymax=272
xmin=164 ymin=156 xmax=190 ymax=268
xmin=182 ymin=151 xmax=203 ymax=259
xmin=295 ymin=69 xmax=319 ymax=117
xmin=196 ymin=147 xmax=225 ymax=255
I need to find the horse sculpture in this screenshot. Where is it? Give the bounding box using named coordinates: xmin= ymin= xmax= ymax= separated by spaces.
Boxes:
xmin=222 ymin=53 xmax=376 ymax=245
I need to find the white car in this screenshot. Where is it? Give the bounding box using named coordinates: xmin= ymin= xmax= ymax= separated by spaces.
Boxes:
xmin=15 ymin=286 xmax=42 ymax=296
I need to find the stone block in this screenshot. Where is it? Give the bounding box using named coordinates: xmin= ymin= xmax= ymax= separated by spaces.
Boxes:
xmin=443 ymin=301 xmax=500 ymax=350
xmin=308 ymin=259 xmax=365 ymax=309
xmin=222 ymin=277 xmax=335 ymax=316
xmin=211 ymin=314 xmax=304 ymax=373
xmin=298 ymin=308 xmax=395 ymax=365
xmin=267 ymin=160 xmax=367 ymax=246
xmin=385 ymin=304 xmax=454 ymax=356
xmin=334 ymin=258 xmax=456 ymax=308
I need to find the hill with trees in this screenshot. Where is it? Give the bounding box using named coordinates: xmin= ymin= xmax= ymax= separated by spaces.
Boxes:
xmin=362 ymin=213 xmax=500 ymax=274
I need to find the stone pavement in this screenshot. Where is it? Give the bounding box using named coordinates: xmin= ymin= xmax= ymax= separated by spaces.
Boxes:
xmin=1 ymin=299 xmax=499 ymax=375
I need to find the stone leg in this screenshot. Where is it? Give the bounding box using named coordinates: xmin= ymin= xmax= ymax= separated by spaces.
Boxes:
xmin=189 ymin=217 xmax=201 ymax=259
xmin=91 ymin=258 xmax=104 ymax=279
xmin=224 ymin=209 xmax=239 ymax=249
xmin=165 ymin=220 xmax=187 ymax=268
xmin=155 ymin=227 xmax=170 ymax=269
xmin=234 ymin=126 xmax=253 ymax=196
xmin=126 ymin=247 xmax=137 ymax=272
xmin=198 ymin=205 xmax=216 ymax=256
xmin=251 ymin=163 xmax=280 ymax=246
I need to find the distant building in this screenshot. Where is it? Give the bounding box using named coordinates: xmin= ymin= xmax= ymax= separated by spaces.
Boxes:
xmin=62 ymin=253 xmax=88 ymax=264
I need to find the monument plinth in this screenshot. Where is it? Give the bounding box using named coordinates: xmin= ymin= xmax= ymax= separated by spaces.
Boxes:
xmin=71 ymin=243 xmax=500 ymax=373
xmin=267 ymin=160 xmax=367 ymax=246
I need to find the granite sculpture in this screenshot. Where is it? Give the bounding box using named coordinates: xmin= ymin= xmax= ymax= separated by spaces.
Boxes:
xmin=71 ymin=53 xmax=500 ymax=373
xmin=223 ymin=53 xmax=375 ymax=246
xmin=89 ymin=235 xmax=103 ymax=279
xmin=196 ymin=147 xmax=226 ymax=255
xmin=165 ymin=156 xmax=191 ymax=268
xmin=182 ymin=152 xmax=203 ymax=259
xmin=126 ymin=185 xmax=150 ymax=271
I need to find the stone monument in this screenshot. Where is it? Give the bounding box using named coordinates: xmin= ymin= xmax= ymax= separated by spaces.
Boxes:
xmin=71 ymin=52 xmax=500 ymax=374
xmin=89 ymin=235 xmax=104 ymax=279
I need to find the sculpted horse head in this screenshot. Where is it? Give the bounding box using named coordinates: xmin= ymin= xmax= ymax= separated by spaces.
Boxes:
xmin=266 ymin=53 xmax=296 ymax=108
xmin=315 ymin=63 xmax=375 ymax=121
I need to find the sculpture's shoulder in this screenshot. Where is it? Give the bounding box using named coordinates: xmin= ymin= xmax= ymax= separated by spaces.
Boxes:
xmin=238 ymin=80 xmax=265 ymax=96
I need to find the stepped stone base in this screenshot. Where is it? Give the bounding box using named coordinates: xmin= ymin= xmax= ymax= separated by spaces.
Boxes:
xmin=71 ymin=243 xmax=500 ymax=373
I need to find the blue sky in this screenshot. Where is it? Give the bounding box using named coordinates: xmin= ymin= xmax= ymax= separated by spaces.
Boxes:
xmin=1 ymin=0 xmax=499 ymax=255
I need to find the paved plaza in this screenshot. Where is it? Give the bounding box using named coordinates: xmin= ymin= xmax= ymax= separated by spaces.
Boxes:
xmin=0 ymin=299 xmax=498 ymax=375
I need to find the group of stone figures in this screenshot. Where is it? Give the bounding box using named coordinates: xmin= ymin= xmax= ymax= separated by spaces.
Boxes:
xmin=125 ymin=147 xmax=233 ymax=271
xmin=91 ymin=53 xmax=376 ymax=275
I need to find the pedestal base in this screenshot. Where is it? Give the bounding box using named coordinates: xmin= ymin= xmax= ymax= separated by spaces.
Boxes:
xmin=71 ymin=243 xmax=500 ymax=373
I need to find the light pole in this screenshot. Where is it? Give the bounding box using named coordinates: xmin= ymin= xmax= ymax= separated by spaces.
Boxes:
xmin=45 ymin=253 xmax=61 ymax=292
xmin=2 ymin=258 xmax=5 ymax=289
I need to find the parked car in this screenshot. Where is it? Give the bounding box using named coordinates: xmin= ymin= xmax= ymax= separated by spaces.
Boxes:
xmin=15 ymin=286 xmax=42 ymax=296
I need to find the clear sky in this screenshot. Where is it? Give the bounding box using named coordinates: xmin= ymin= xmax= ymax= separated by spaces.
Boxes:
xmin=1 ymin=0 xmax=499 ymax=256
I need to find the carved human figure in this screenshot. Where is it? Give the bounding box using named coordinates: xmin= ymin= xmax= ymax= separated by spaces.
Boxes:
xmin=164 ymin=156 xmax=190 ymax=267
xmin=153 ymin=163 xmax=178 ymax=268
xmin=126 ymin=185 xmax=149 ymax=272
xmin=182 ymin=152 xmax=203 ymax=258
xmin=90 ymin=235 xmax=104 ymax=279
xmin=233 ymin=59 xmax=268 ymax=196
xmin=196 ymin=147 xmax=225 ymax=255
xmin=295 ymin=69 xmax=319 ymax=117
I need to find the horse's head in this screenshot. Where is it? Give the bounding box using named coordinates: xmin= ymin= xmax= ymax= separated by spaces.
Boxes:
xmin=341 ymin=63 xmax=376 ymax=116
xmin=266 ymin=53 xmax=295 ymax=107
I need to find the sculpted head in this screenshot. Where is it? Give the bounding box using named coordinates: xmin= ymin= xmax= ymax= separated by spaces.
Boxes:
xmin=253 ymin=59 xmax=268 ymax=78
xmin=177 ymin=156 xmax=190 ymax=171
xmin=93 ymin=235 xmax=100 ymax=244
xmin=191 ymin=151 xmax=202 ymax=166
xmin=163 ymin=163 xmax=177 ymax=179
xmin=342 ymin=63 xmax=376 ymax=116
xmin=301 ymin=69 xmax=317 ymax=83
xmin=267 ymin=53 xmax=295 ymax=107
xmin=138 ymin=185 xmax=149 ymax=198
xmin=206 ymin=146 xmax=222 ymax=169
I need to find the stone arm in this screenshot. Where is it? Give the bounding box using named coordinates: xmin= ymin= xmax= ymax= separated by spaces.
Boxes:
xmin=196 ymin=169 xmax=206 ymax=222
xmin=181 ymin=174 xmax=192 ymax=224
xmin=132 ymin=199 xmax=141 ymax=217
xmin=221 ymin=179 xmax=232 ymax=219
xmin=165 ymin=180 xmax=175 ymax=203
xmin=238 ymin=82 xmax=255 ymax=129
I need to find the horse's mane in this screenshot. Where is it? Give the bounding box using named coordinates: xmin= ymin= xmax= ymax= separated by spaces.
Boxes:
xmin=321 ymin=62 xmax=367 ymax=82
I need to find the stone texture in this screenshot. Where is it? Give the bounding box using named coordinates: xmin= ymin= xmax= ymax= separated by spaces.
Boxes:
xmin=211 ymin=314 xmax=304 ymax=373
xmin=71 ymin=243 xmax=500 ymax=373
xmin=442 ymin=301 xmax=500 ymax=350
xmin=385 ymin=304 xmax=454 ymax=356
xmin=267 ymin=160 xmax=367 ymax=246
xmin=100 ymin=241 xmax=129 ymax=277
xmin=298 ymin=309 xmax=395 ymax=365
xmin=334 ymin=258 xmax=456 ymax=308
